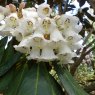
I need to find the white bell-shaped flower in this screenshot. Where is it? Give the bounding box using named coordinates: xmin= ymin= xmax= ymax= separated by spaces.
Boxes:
xmin=40 ymin=41 xmax=58 ymax=61
xmin=58 ymin=41 xmax=76 ymax=55
xmin=58 ymin=43 xmax=72 ymax=55
xmin=58 ymin=54 xmax=74 ymax=64
xmin=27 ymin=35 xmax=43 ymax=50
xmin=0 ymin=25 xmax=14 ymax=36
xmin=37 ymin=3 xmax=52 ymax=18
xmin=40 ymin=47 xmax=58 ymax=61
xmin=27 ymin=46 xmax=40 ymax=60
xmin=12 ymin=17 xmax=35 ymax=40
xmin=74 ymin=24 xmax=83 ymax=33
xmin=67 ymin=42 xmax=83 ymax=50
xmin=22 ymin=8 xmax=38 ymax=19
xmin=32 ymin=32 xmax=44 ymax=42
xmin=14 ymin=37 xmax=31 ymax=53
xmin=11 ymin=28 xmax=23 ymax=41
xmin=55 ymin=14 xmax=80 ymax=32
xmin=39 ymin=17 xmax=56 ymax=33
xmin=54 ymin=15 xmax=64 ymax=29
xmin=58 ymin=43 xmax=76 ymax=64
xmin=19 ymin=18 xmax=35 ymax=38
xmin=61 ymin=15 xmax=79 ymax=27
xmin=5 ymin=13 xmax=18 ymax=28
xmin=63 ymin=30 xmax=82 ymax=43
xmin=50 ymin=29 xmax=65 ymax=42
xmin=37 ymin=17 xmax=59 ymax=42
xmin=1 ymin=13 xmax=19 ymax=35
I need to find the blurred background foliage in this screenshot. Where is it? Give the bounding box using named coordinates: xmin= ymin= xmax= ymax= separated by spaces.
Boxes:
xmin=0 ymin=0 xmax=95 ymax=95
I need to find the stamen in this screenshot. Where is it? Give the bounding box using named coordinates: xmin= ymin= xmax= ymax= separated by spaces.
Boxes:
xmin=55 ymin=17 xmax=62 ymax=26
xmin=65 ymin=18 xmax=70 ymax=23
xmin=9 ymin=16 xmax=17 ymax=28
xmin=42 ymin=19 xmax=51 ymax=30
xmin=43 ymin=7 xmax=49 ymax=15
xmin=17 ymin=8 xmax=23 ymax=19
xmin=64 ymin=18 xmax=70 ymax=28
xmin=67 ymin=36 xmax=73 ymax=40
xmin=44 ymin=34 xmax=50 ymax=40
xmin=27 ymin=21 xmax=33 ymax=26
xmin=10 ymin=17 xmax=16 ymax=21
xmin=27 ymin=21 xmax=33 ymax=29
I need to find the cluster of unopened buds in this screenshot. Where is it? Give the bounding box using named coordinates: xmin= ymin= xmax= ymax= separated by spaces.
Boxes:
xmin=0 ymin=2 xmax=83 ymax=64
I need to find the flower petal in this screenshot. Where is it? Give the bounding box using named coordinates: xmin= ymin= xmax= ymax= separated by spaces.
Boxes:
xmin=19 ymin=18 xmax=35 ymax=37
xmin=32 ymin=31 xmax=44 ymax=42
xmin=58 ymin=43 xmax=72 ymax=55
xmin=37 ymin=3 xmax=52 ymax=18
xmin=63 ymin=30 xmax=82 ymax=43
xmin=68 ymin=42 xmax=83 ymax=50
xmin=40 ymin=46 xmax=58 ymax=61
xmin=27 ymin=47 xmax=40 ymax=60
xmin=5 ymin=13 xmax=18 ymax=28
xmin=14 ymin=38 xmax=31 ymax=53
xmin=50 ymin=29 xmax=65 ymax=42
xmin=11 ymin=28 xmax=23 ymax=41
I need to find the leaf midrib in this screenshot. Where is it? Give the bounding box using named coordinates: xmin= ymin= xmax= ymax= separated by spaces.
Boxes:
xmin=35 ymin=63 xmax=40 ymax=95
xmin=14 ymin=65 xmax=26 ymax=95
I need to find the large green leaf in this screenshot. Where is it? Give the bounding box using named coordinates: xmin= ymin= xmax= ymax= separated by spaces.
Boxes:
xmin=0 ymin=46 xmax=5 ymax=63
xmin=0 ymin=40 xmax=14 ymax=66
xmin=0 ymin=37 xmax=8 ymax=47
xmin=0 ymin=52 xmax=22 ymax=76
xmin=0 ymin=38 xmax=22 ymax=76
xmin=4 ymin=63 xmax=28 ymax=95
xmin=17 ymin=63 xmax=64 ymax=95
xmin=0 ymin=37 xmax=8 ymax=63
xmin=0 ymin=68 xmax=14 ymax=92
xmin=5 ymin=63 xmax=64 ymax=95
xmin=54 ymin=64 xmax=89 ymax=95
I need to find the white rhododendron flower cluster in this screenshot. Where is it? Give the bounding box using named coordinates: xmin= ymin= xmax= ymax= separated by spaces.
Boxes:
xmin=0 ymin=3 xmax=83 ymax=64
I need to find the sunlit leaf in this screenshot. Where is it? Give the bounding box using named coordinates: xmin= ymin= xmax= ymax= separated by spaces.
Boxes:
xmin=0 ymin=40 xmax=21 ymax=76
xmin=54 ymin=64 xmax=89 ymax=95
